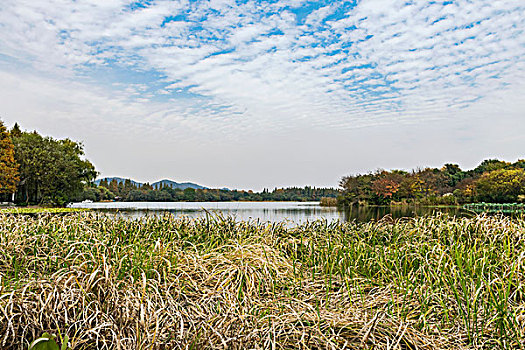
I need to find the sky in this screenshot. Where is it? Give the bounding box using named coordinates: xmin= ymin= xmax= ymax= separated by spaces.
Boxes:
xmin=0 ymin=0 xmax=524 ymax=190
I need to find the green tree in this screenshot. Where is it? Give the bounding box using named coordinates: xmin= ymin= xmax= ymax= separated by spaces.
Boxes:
xmin=122 ymin=178 xmax=133 ymax=197
xmin=512 ymin=159 xmax=525 ymax=169
xmin=183 ymin=187 xmax=196 ymax=201
xmin=11 ymin=129 xmax=97 ymax=205
xmin=472 ymin=159 xmax=509 ymax=174
xmin=339 ymin=174 xmax=374 ymax=204
xmin=0 ymin=120 xmax=19 ymax=198
xmin=441 ymin=163 xmax=466 ymax=188
xmin=475 ymin=168 xmax=525 ymax=203
xmin=74 ymin=185 xmax=115 ymax=202
xmin=10 ymin=123 xmax=22 ymax=138
xmin=108 ymin=179 xmax=119 ymax=196
xmin=126 ymin=189 xmax=147 ymax=201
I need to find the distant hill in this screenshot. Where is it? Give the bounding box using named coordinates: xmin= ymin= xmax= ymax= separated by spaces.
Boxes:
xmin=151 ymin=179 xmax=207 ymax=190
xmin=94 ymin=177 xmax=141 ymax=186
xmin=94 ymin=177 xmax=207 ymax=190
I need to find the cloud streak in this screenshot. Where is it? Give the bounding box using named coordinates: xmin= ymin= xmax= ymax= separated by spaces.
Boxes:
xmin=0 ymin=0 xmax=524 ymax=188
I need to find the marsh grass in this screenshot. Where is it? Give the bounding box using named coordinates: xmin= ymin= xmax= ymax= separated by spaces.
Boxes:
xmin=0 ymin=208 xmax=90 ymax=214
xmin=1 ymin=212 xmax=524 ymax=349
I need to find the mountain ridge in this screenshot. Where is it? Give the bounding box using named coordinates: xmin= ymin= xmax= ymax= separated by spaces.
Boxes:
xmin=95 ymin=177 xmax=208 ymax=190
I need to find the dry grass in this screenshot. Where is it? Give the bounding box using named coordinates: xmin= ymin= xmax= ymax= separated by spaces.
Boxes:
xmin=1 ymin=213 xmax=524 ymax=349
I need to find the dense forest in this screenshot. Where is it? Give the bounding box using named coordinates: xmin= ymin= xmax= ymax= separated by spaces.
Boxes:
xmin=80 ymin=178 xmax=339 ymax=203
xmin=339 ymin=160 xmax=525 ymax=205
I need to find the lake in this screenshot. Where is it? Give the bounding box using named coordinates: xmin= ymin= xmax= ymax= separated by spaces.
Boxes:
xmin=69 ymin=201 xmax=467 ymax=224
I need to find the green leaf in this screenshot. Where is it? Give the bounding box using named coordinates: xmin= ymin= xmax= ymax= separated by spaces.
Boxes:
xmin=28 ymin=333 xmax=60 ymax=350
xmin=61 ymin=335 xmax=69 ymax=350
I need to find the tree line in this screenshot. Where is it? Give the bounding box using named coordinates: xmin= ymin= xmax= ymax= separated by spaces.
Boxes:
xmin=0 ymin=120 xmax=96 ymax=205
xmin=79 ymin=179 xmax=339 ymax=202
xmin=0 ymin=120 xmax=338 ymax=205
xmin=3 ymin=119 xmax=524 ymax=206
xmin=339 ymin=159 xmax=525 ymax=205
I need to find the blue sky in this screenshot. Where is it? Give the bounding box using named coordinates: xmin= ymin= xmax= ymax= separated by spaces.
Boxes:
xmin=0 ymin=0 xmax=524 ymax=189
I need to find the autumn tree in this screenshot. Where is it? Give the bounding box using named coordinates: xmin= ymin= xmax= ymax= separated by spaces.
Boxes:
xmin=338 ymin=160 xmax=525 ymax=205
xmin=452 ymin=177 xmax=477 ymax=203
xmin=417 ymin=168 xmax=448 ymax=196
xmin=370 ymin=170 xmax=404 ymax=203
xmin=0 ymin=120 xmax=19 ymax=199
xmin=398 ymin=173 xmax=425 ymax=199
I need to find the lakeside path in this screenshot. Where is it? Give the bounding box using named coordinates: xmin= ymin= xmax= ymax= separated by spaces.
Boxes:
xmin=1 ymin=212 xmax=524 ymax=349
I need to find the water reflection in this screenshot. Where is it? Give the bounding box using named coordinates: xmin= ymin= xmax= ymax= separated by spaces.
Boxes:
xmin=340 ymin=205 xmax=465 ymax=222
xmin=95 ymin=206 xmax=342 ymax=224
xmin=71 ymin=201 xmax=468 ymax=224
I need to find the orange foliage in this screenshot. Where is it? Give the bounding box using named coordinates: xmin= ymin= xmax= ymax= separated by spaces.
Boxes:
xmin=0 ymin=121 xmax=19 ymax=194
xmin=372 ymin=178 xmax=400 ymax=198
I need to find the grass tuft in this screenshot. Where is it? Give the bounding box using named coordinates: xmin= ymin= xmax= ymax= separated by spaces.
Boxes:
xmin=1 ymin=212 xmax=524 ymax=349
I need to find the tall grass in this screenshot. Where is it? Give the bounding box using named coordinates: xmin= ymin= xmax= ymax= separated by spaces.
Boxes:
xmin=1 ymin=212 xmax=524 ymax=349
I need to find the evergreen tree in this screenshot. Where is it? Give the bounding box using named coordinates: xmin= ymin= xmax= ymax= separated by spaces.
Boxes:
xmin=99 ymin=179 xmax=109 ymax=188
xmin=109 ymin=179 xmax=119 ymax=196
xmin=10 ymin=123 xmax=22 ymax=138
xmin=123 ymin=179 xmax=133 ymax=197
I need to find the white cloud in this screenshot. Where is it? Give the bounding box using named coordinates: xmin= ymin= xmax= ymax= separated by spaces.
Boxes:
xmin=0 ymin=0 xmax=524 ymax=187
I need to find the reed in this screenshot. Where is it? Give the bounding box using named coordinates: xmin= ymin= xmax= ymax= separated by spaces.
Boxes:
xmin=1 ymin=212 xmax=524 ymax=349
xmin=319 ymin=197 xmax=338 ymax=207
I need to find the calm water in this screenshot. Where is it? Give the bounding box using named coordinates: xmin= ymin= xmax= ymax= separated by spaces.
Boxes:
xmin=69 ymin=201 xmax=466 ymax=224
